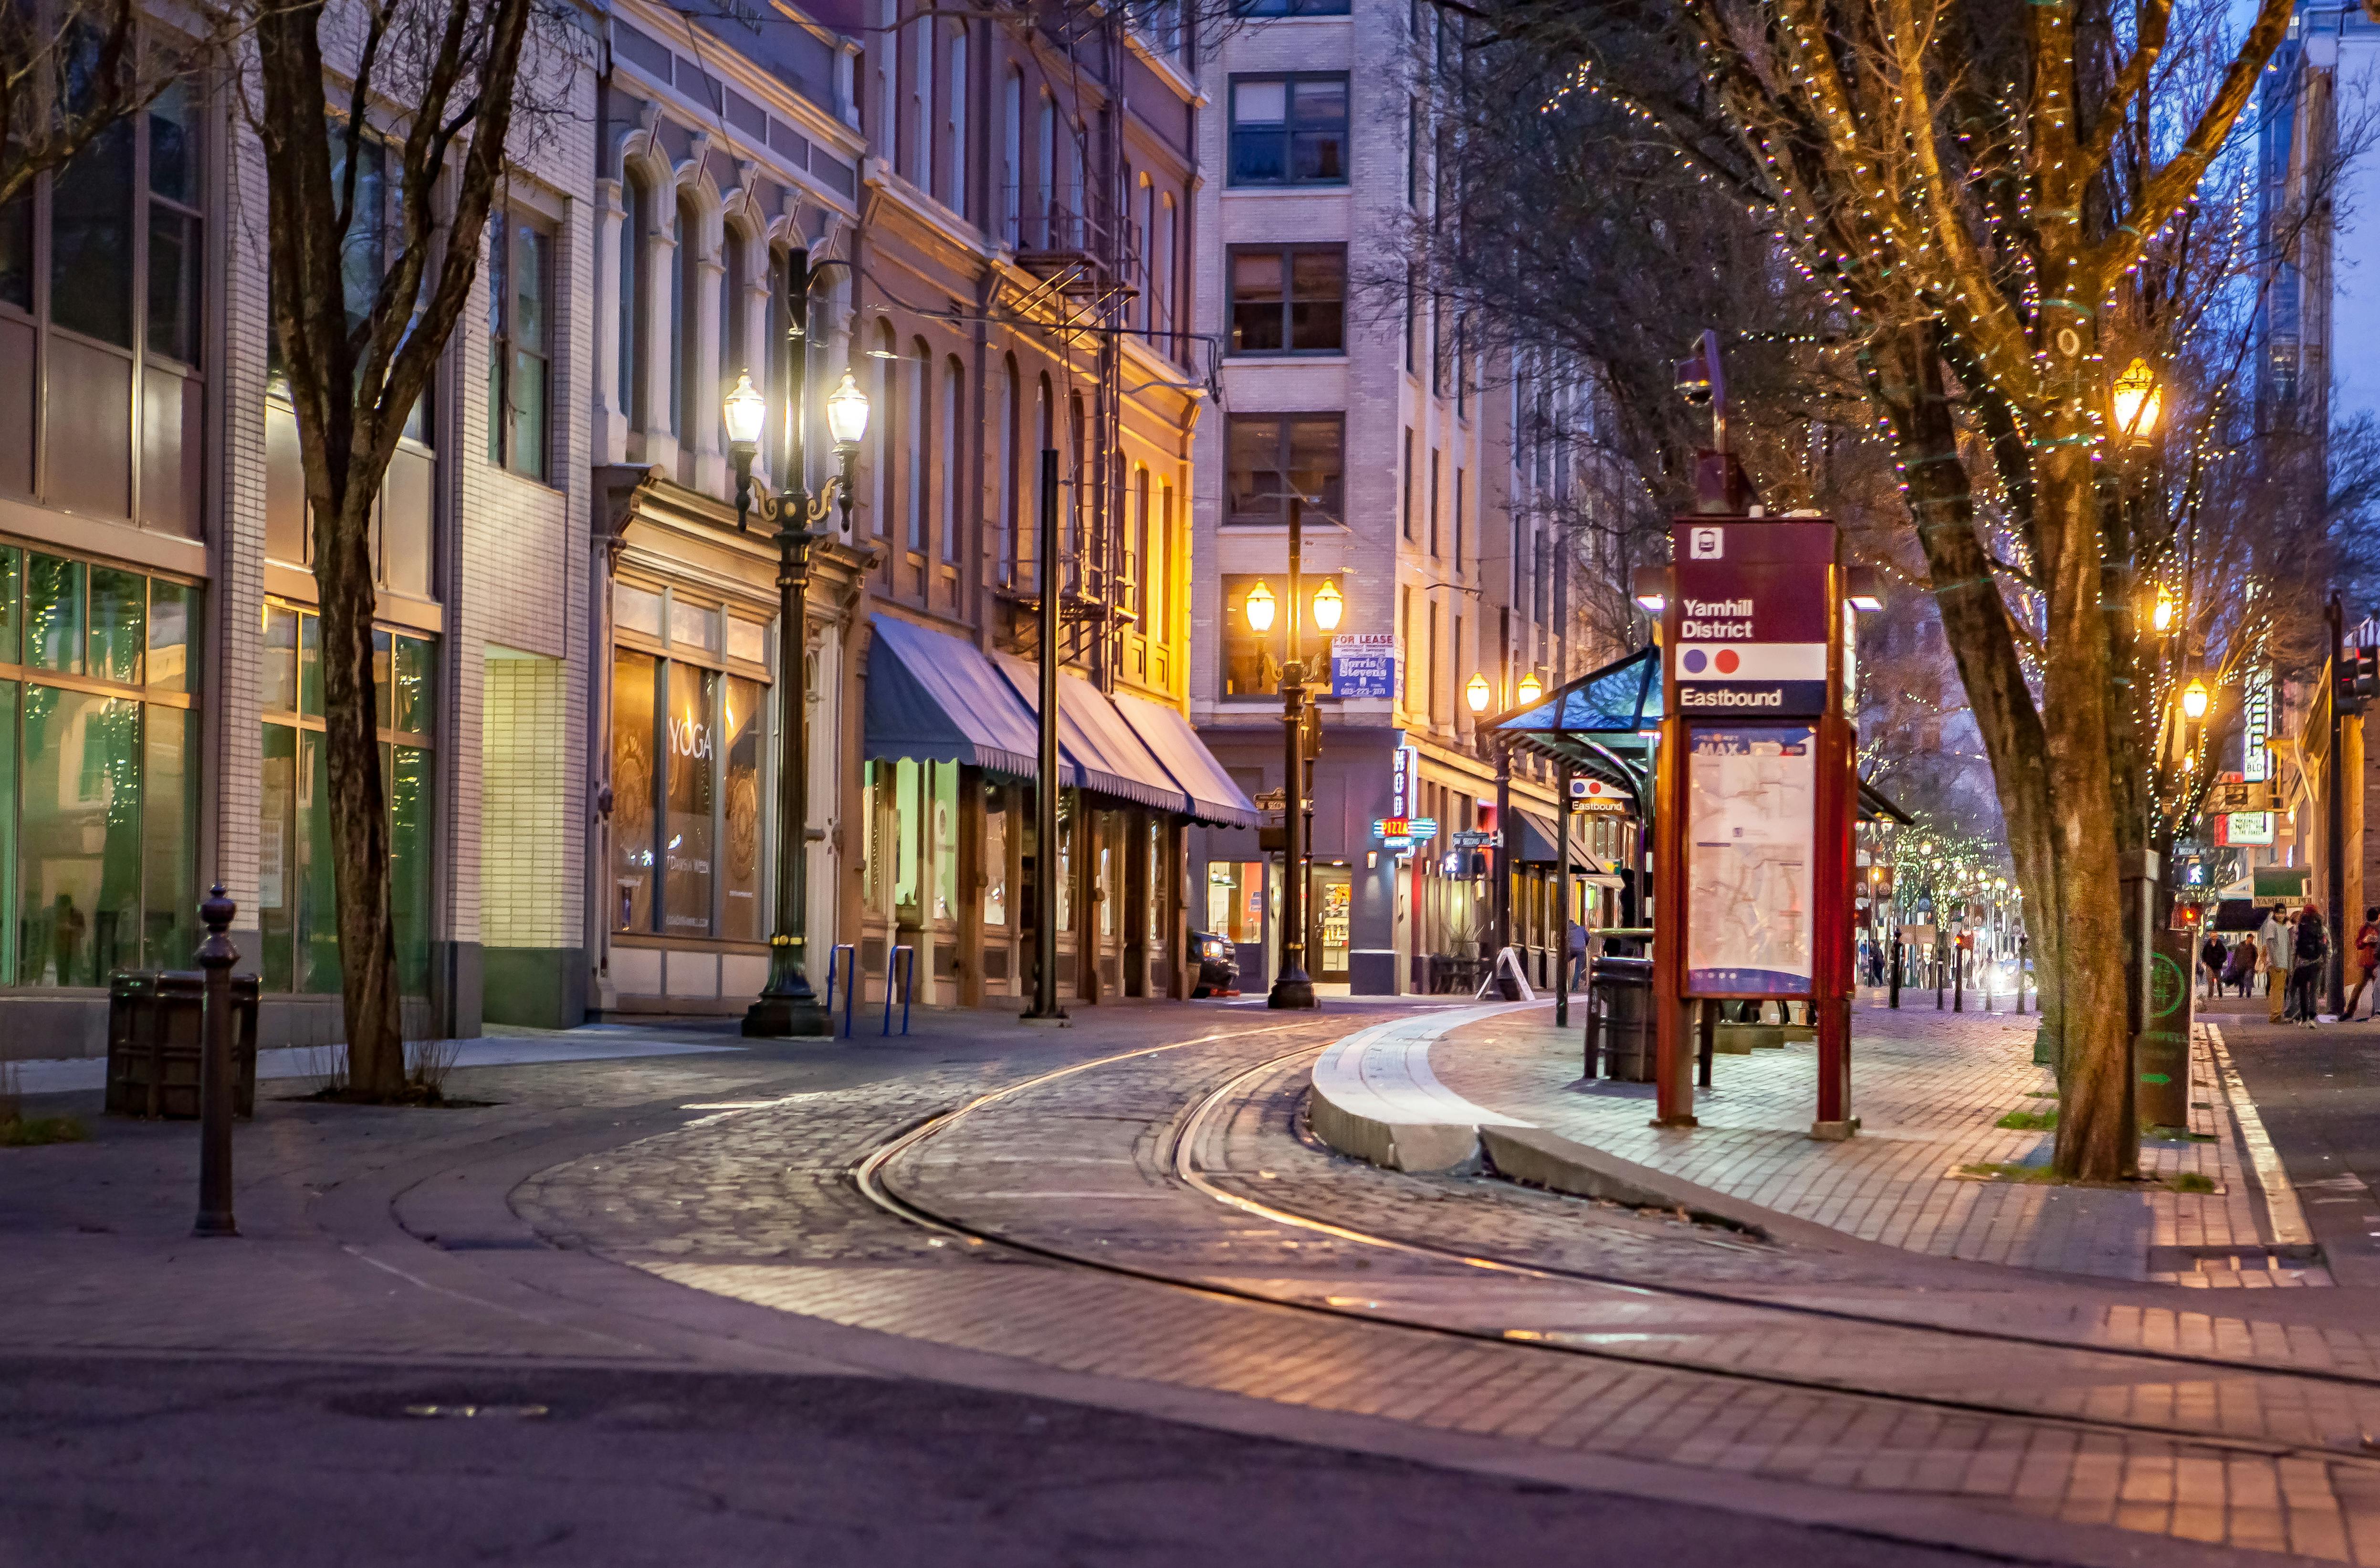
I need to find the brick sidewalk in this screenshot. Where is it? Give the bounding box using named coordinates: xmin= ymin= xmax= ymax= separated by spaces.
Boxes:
xmin=1429 ymin=1002 xmax=2314 ymax=1286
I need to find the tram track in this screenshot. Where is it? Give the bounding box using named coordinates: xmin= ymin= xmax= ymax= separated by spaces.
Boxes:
xmin=850 ymin=1020 xmax=2380 ymax=1470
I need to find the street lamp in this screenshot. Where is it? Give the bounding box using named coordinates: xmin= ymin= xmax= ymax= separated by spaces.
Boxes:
xmin=1243 ymin=580 xmax=1277 ymax=633
xmin=1466 ymin=673 xmax=1492 ymax=714
xmin=1269 ymin=497 xmax=1320 ymax=1010
xmin=726 ymin=248 xmax=867 ymax=1039
xmin=1517 ymin=672 xmax=1544 ymax=705
xmin=2152 ymin=587 xmax=2176 ymax=633
xmin=2181 ymin=676 xmax=2209 ymax=720
xmin=2112 ymin=358 xmax=2162 ymax=445
xmin=1311 ymin=579 xmax=1343 ymax=632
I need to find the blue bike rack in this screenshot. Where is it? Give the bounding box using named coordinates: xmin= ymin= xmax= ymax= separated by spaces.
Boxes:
xmin=823 ymin=944 xmax=858 ymax=1038
xmin=882 ymin=945 xmax=915 ymax=1036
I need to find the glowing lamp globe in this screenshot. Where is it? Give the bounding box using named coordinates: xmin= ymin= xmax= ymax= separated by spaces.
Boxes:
xmin=1243 ymin=580 xmax=1277 ymax=633
xmin=825 ymin=368 xmax=870 ymax=448
xmin=2112 ymin=358 xmax=2161 ymax=442
xmin=1312 ymin=579 xmax=1343 ymax=632
xmin=1517 ymin=672 xmax=1544 ymax=705
xmin=722 ymin=371 xmax=766 ymax=446
xmin=1465 ymin=673 xmax=1491 ymax=714
xmin=2181 ymin=677 xmax=2209 ymax=720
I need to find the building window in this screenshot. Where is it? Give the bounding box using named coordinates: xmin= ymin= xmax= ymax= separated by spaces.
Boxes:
xmin=1235 ymin=0 xmax=1351 ymax=12
xmin=946 ymin=24 xmax=968 ymax=215
xmin=997 ymin=356 xmax=1019 ymax=585
xmin=610 ymin=583 xmax=772 ymax=941
xmin=257 ymin=601 xmax=432 ymax=997
xmin=1226 ymin=414 xmax=1342 ymax=527
xmin=619 ymin=173 xmax=649 ymax=425
xmin=1227 ymin=244 xmax=1344 ymax=355
xmin=1428 ymin=447 xmax=1442 ymax=556
xmin=1002 ymin=69 xmax=1023 ymax=243
xmin=908 ymin=339 xmax=930 ymax=553
xmin=1227 ymin=75 xmax=1349 ymax=186
xmin=870 ymin=320 xmax=896 ymax=536
xmin=485 ymin=207 xmax=551 ymax=482
xmin=0 ymin=549 xmax=200 ymax=988
xmin=1400 ymin=427 xmax=1413 ymax=539
xmin=940 ymin=357 xmax=963 ymax=563
xmin=1220 ymin=571 xmax=1342 ymax=698
xmin=0 ymin=83 xmax=207 ymax=536
xmin=1453 ymin=468 xmax=1466 ymax=573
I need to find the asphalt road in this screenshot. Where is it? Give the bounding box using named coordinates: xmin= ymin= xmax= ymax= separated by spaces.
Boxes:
xmin=0 ymin=1356 xmax=2001 ymax=1568
xmin=2215 ymin=1011 xmax=2380 ymax=1283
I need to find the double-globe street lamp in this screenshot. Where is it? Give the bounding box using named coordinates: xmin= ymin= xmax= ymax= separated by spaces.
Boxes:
xmin=1239 ymin=497 xmax=1341 ymax=1010
xmin=721 ymin=248 xmax=870 ymax=1038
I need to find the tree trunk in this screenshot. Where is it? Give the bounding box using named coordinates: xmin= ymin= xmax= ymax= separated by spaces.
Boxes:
xmin=1863 ymin=325 xmax=2134 ymax=1179
xmin=315 ymin=482 xmax=405 ymax=1097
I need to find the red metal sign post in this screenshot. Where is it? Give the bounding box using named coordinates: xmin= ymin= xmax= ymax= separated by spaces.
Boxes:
xmin=1652 ymin=517 xmax=1857 ymax=1137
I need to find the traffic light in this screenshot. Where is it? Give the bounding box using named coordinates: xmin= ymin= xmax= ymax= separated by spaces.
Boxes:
xmin=2340 ymin=646 xmax=2380 ymax=708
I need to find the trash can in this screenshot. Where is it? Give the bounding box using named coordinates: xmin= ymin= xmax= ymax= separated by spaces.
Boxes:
xmin=1584 ymin=956 xmax=1655 ymax=1082
xmin=105 ymin=970 xmax=262 ymax=1119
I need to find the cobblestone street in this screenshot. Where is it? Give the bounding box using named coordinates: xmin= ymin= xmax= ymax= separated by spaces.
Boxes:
xmin=9 ymin=999 xmax=2380 ymax=1565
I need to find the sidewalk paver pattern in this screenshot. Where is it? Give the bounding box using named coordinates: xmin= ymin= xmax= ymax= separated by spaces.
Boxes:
xmin=1429 ymin=1002 xmax=2310 ymax=1285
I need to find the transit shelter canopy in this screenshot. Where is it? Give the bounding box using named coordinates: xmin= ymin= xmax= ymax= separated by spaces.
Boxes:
xmin=991 ymin=651 xmax=1191 ymax=814
xmin=863 ymin=615 xmax=1054 ymax=781
xmin=1112 ymin=691 xmax=1262 ymax=827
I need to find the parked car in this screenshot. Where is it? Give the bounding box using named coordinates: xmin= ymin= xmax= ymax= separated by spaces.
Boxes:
xmin=1191 ymin=931 xmax=1239 ymax=998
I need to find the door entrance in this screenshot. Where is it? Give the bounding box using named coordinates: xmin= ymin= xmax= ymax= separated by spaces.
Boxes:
xmin=1312 ymin=866 xmax=1353 ymax=983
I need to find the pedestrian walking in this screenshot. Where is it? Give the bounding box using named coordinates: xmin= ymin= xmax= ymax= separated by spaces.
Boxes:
xmin=2222 ymin=935 xmax=2258 ymax=998
xmin=2262 ymin=906 xmax=2292 ymax=1020
xmin=2286 ymin=907 xmax=2327 ymax=1025
xmin=1566 ymin=921 xmax=1588 ymax=993
xmin=2200 ymin=933 xmax=2227 ymax=998
xmin=2348 ymin=908 xmax=2380 ymax=1022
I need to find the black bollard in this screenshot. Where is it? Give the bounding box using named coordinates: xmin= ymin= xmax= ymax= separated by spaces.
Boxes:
xmin=1889 ymin=938 xmax=1902 ymax=1009
xmin=1936 ymin=944 xmax=1946 ymax=1010
xmin=1954 ymin=947 xmax=1965 ymax=1012
xmin=193 ymin=886 xmax=240 ymax=1238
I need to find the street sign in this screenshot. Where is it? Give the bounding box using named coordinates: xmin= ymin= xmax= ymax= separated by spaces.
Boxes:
xmin=2206 ymin=780 xmax=2275 ymax=814
xmin=1390 ymin=745 xmax=1416 ymax=817
xmin=1569 ymin=777 xmax=1630 ymax=813
xmin=1451 ymin=829 xmax=1499 ymax=846
xmin=1331 ymin=634 xmax=1396 ymax=701
xmin=2217 ymin=812 xmax=2275 ymax=846
xmin=1668 ymin=522 xmax=1835 ymax=716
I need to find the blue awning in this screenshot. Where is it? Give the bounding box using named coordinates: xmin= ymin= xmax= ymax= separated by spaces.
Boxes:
xmin=1111 ymin=692 xmax=1261 ymax=827
xmin=1494 ymin=646 xmax=1662 ymax=737
xmin=863 ymin=615 xmax=1052 ymax=780
xmin=991 ymin=652 xmax=1189 ymax=813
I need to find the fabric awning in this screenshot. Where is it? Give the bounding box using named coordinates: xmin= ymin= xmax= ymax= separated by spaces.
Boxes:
xmin=863 ymin=614 xmax=1052 ymax=779
xmin=991 ymin=651 xmax=1190 ymax=814
xmin=1111 ymin=691 xmax=1261 ymax=827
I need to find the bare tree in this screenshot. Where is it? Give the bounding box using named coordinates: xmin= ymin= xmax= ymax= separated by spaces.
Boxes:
xmin=244 ymin=0 xmax=544 ymax=1098
xmin=0 ymin=0 xmax=236 ymax=206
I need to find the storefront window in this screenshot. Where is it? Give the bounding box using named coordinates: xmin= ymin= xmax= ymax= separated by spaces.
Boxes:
xmin=257 ymin=601 xmax=434 ymax=995
xmin=893 ymin=758 xmax=921 ymax=924
xmin=1056 ymin=791 xmax=1073 ymax=929
xmin=1206 ymin=861 xmax=1265 ymax=942
xmin=1147 ymin=820 xmax=1164 ymax=943
xmin=611 ymin=651 xmax=657 ymax=931
xmin=983 ymin=784 xmax=1008 ymax=926
xmin=721 ymin=674 xmax=765 ymax=941
xmin=0 ymin=550 xmax=200 ymax=986
xmin=609 ymin=581 xmax=773 ymax=941
xmin=933 ymin=762 xmax=957 ymax=923
xmin=661 ymin=663 xmax=716 ymax=933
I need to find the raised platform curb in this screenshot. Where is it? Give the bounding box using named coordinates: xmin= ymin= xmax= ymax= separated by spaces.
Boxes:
xmin=1306 ymin=1006 xmax=1531 ymax=1172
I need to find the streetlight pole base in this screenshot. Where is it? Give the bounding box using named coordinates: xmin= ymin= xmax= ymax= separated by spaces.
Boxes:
xmin=1267 ymin=969 xmax=1318 ymax=1010
xmin=742 ymin=993 xmax=833 ymax=1038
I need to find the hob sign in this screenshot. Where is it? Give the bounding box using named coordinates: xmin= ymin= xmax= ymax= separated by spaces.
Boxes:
xmin=1669 ymin=522 xmax=1834 ymax=717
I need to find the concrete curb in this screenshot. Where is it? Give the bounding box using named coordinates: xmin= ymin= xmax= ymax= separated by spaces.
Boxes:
xmin=1475 ymin=1125 xmax=1772 ymax=1240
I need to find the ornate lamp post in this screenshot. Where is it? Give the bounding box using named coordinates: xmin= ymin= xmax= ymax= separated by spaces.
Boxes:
xmin=725 ymin=248 xmax=868 ymax=1038
xmin=1256 ymin=496 xmax=1337 ymax=1010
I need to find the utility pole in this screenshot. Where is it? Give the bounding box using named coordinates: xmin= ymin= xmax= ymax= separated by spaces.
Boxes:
xmin=1269 ymin=497 xmax=1316 ymax=1009
xmin=2329 ymin=590 xmax=2349 ymax=1019
xmin=1025 ymin=448 xmax=1068 ymax=1023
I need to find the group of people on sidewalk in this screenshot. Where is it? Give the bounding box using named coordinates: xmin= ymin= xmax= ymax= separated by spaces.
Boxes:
xmin=2200 ymin=905 xmax=2380 ymax=1025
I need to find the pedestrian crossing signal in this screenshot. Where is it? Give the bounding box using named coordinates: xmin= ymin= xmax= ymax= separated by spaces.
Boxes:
xmin=2340 ymin=645 xmax=2380 ymax=708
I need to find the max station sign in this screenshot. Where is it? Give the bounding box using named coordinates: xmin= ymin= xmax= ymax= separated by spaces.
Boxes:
xmin=1653 ymin=518 xmax=1858 ymax=1139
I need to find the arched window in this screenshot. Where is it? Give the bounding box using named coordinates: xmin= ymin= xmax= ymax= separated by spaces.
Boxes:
xmin=872 ymin=319 xmax=897 ymax=536
xmin=1066 ymin=389 xmax=1085 ymax=591
xmin=998 ymin=355 xmax=1019 ymax=583
xmin=1065 ymin=124 xmax=1086 ymax=241
xmin=671 ymin=192 xmax=701 ymax=440
xmin=619 ymin=170 xmax=650 ymax=425
xmin=1156 ymin=480 xmax=1174 ymax=645
xmin=946 ymin=25 xmax=968 ymax=217
xmin=941 ymin=357 xmax=963 ymax=563
xmin=1036 ymin=95 xmax=1057 ymax=241
xmin=908 ymin=337 xmax=931 ymax=553
xmin=1031 ymin=371 xmax=1052 ymax=583
xmin=912 ymin=21 xmax=934 ymax=196
xmin=1131 ymin=464 xmax=1150 ymax=620
xmin=1155 ymin=194 xmax=1175 ymax=347
xmin=1002 ymin=70 xmax=1023 ymax=244
xmin=1138 ymin=174 xmax=1155 ymax=335
xmin=721 ymin=221 xmax=746 ymax=400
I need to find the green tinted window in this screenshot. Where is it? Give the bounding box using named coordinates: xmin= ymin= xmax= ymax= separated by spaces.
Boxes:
xmin=262 ymin=606 xmax=298 ymax=713
xmin=395 ymin=636 xmax=434 ymax=736
xmin=142 ymin=704 xmax=196 ymax=967
xmin=298 ymin=611 xmax=321 ymax=717
xmin=0 ymin=549 xmax=21 ymax=666
xmin=88 ymin=566 xmax=144 ymax=685
xmin=372 ymin=628 xmax=392 ymax=729
xmin=18 ymin=688 xmax=141 ymax=985
xmin=26 ymin=555 xmax=83 ymax=674
xmin=147 ymin=580 xmax=195 ymax=694
xmin=390 ymin=742 xmax=432 ymax=995
xmin=259 ymin=723 xmax=296 ymax=991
